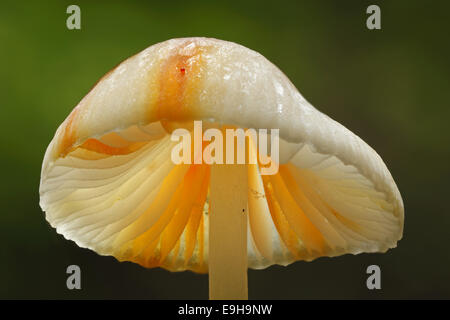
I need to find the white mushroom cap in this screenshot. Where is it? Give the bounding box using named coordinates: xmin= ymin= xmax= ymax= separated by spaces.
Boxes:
xmin=39 ymin=37 xmax=403 ymax=273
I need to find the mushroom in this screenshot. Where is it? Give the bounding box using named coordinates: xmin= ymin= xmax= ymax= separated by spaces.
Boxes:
xmin=39 ymin=37 xmax=404 ymax=299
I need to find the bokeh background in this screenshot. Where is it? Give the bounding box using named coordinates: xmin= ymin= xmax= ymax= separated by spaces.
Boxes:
xmin=1 ymin=0 xmax=449 ymax=299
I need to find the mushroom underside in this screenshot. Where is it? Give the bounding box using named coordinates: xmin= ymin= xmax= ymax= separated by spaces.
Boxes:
xmin=40 ymin=121 xmax=402 ymax=273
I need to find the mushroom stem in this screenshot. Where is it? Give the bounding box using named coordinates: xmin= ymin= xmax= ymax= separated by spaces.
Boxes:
xmin=209 ymin=164 xmax=248 ymax=300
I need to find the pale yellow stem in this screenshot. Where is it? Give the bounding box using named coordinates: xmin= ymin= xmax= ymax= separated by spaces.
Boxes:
xmin=209 ymin=164 xmax=248 ymax=300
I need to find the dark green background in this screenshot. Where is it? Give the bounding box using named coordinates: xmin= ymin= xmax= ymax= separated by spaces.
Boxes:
xmin=1 ymin=0 xmax=449 ymax=299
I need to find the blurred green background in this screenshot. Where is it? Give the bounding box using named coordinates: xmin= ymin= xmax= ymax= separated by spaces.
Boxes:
xmin=1 ymin=0 xmax=449 ymax=299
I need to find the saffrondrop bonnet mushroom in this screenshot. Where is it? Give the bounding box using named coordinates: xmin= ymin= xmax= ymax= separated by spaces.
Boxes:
xmin=39 ymin=37 xmax=404 ymax=299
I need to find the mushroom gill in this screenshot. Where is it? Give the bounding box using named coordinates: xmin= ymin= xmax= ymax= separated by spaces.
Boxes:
xmin=40 ymin=119 xmax=402 ymax=273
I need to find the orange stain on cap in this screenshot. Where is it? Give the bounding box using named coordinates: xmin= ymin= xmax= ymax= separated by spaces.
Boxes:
xmin=156 ymin=41 xmax=208 ymax=130
xmin=58 ymin=107 xmax=80 ymax=157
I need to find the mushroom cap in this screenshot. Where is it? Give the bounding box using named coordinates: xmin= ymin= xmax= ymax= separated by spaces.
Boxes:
xmin=39 ymin=37 xmax=403 ymax=273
